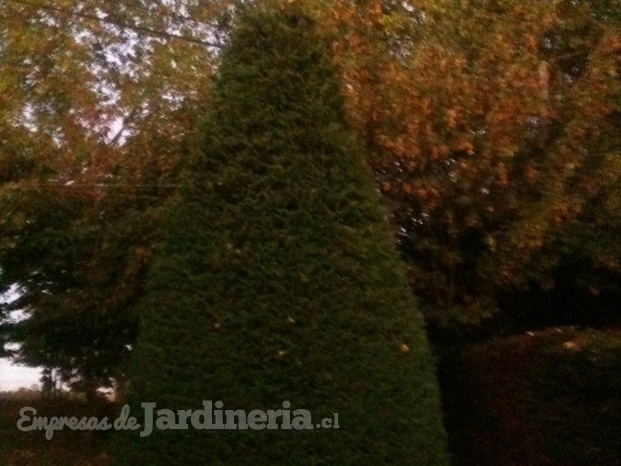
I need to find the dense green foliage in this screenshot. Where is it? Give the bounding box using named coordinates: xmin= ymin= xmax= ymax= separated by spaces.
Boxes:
xmin=118 ymin=4 xmax=448 ymax=464
xmin=445 ymin=328 xmax=621 ymax=465
xmin=2 ymin=0 xmax=619 ymax=400
xmin=0 ymin=0 xmax=216 ymax=389
xmin=0 ymin=103 xmax=197 ymax=392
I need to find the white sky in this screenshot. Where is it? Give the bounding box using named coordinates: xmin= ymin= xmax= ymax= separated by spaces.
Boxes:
xmin=1 ymin=287 xmax=42 ymax=391
xmin=0 ymin=358 xmax=41 ymax=392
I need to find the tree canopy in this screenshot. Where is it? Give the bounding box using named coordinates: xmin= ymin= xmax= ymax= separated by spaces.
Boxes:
xmin=339 ymin=0 xmax=621 ymax=323
xmin=1 ymin=0 xmax=620 ymax=390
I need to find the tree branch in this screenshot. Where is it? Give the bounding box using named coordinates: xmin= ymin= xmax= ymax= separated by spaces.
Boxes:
xmin=6 ymin=0 xmax=221 ymax=48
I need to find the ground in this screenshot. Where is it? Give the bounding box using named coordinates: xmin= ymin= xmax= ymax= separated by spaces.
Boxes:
xmin=1 ymin=326 xmax=620 ymax=465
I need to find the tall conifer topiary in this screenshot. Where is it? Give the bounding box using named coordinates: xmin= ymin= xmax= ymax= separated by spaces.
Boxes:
xmin=118 ymin=3 xmax=448 ymax=464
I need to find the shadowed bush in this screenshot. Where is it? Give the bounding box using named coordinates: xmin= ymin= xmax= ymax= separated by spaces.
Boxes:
xmin=117 ymin=4 xmax=448 ymax=465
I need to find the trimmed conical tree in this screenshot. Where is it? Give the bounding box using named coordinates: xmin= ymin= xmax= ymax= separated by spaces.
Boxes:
xmin=117 ymin=4 xmax=448 ymax=465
